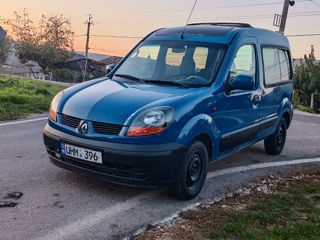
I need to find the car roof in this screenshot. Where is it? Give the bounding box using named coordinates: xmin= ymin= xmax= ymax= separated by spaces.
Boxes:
xmin=145 ymin=22 xmax=290 ymax=47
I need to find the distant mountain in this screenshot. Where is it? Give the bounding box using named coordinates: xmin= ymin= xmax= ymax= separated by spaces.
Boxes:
xmin=76 ymin=52 xmax=111 ymax=62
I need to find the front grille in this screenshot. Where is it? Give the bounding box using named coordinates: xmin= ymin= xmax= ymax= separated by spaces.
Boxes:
xmin=61 ymin=114 xmax=123 ymax=135
xmin=62 ymin=114 xmax=81 ymax=128
xmin=92 ymin=121 xmax=123 ymax=135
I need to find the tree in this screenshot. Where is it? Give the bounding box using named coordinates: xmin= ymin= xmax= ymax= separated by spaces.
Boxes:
xmin=0 ymin=37 xmax=11 ymax=63
xmin=294 ymin=45 xmax=320 ymax=113
xmin=2 ymin=9 xmax=74 ymax=73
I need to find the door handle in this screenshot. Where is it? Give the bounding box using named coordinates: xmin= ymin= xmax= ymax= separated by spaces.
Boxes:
xmin=252 ymin=94 xmax=261 ymax=103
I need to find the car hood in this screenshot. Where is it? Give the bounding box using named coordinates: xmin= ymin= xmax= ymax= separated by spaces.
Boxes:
xmin=61 ymin=79 xmax=192 ymax=125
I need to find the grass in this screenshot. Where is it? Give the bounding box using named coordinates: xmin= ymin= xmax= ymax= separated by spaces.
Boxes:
xmin=206 ymin=180 xmax=320 ymax=240
xmin=209 ymin=191 xmax=320 ymax=240
xmin=134 ymin=176 xmax=320 ymax=240
xmin=0 ymin=76 xmax=65 ymax=121
xmin=297 ymin=105 xmax=315 ymax=114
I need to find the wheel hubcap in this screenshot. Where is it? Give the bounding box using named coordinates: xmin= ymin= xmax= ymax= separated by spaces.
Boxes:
xmin=186 ymin=151 xmax=203 ymax=190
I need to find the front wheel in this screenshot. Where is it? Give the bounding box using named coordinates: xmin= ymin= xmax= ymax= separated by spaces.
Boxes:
xmin=264 ymin=117 xmax=287 ymax=155
xmin=170 ymin=140 xmax=208 ymax=200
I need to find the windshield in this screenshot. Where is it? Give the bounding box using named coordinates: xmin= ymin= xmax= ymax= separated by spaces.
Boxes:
xmin=113 ymin=40 xmax=227 ymax=87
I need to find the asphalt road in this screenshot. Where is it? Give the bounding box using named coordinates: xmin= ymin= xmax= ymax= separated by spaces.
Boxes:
xmin=0 ymin=112 xmax=319 ymax=240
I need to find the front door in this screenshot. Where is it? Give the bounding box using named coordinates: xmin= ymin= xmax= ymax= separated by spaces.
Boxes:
xmin=214 ymin=42 xmax=262 ymax=153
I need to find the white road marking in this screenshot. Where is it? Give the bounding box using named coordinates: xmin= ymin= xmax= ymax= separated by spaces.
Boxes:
xmin=34 ymin=191 xmax=160 ymax=240
xmin=0 ymin=117 xmax=48 ymax=127
xmin=36 ymin=157 xmax=320 ymax=240
xmin=207 ymin=157 xmax=320 ymax=179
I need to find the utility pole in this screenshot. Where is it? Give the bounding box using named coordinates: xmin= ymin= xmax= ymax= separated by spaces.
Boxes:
xmin=83 ymin=14 xmax=94 ymax=82
xmin=279 ymin=0 xmax=295 ymax=33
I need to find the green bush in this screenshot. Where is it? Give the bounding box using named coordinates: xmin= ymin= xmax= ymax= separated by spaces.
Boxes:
xmin=293 ymin=91 xmax=300 ymax=108
xmin=294 ymin=46 xmax=320 ymax=110
xmin=313 ymin=92 xmax=320 ymax=114
xmin=298 ymin=106 xmax=315 ymax=113
xmin=35 ymin=88 xmax=50 ymax=95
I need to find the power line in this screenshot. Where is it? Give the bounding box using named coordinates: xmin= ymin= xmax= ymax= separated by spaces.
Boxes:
xmin=88 ymin=0 xmax=309 ymax=19
xmin=74 ymin=34 xmax=142 ymax=38
xmin=85 ymin=31 xmax=320 ymax=39
xmin=211 ymin=1 xmax=285 ymax=9
xmin=90 ymin=34 xmax=142 ymax=39
xmin=92 ymin=9 xmax=320 ymax=25
xmin=73 ymin=32 xmax=320 ymax=40
xmin=191 ymin=12 xmax=320 ymax=22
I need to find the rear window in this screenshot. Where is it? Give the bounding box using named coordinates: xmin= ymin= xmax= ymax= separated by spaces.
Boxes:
xmin=262 ymin=48 xmax=292 ymax=86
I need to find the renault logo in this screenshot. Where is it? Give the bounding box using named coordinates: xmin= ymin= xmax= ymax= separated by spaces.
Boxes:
xmin=80 ymin=122 xmax=88 ymax=134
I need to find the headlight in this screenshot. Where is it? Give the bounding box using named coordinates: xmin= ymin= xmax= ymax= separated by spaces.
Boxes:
xmin=127 ymin=106 xmax=174 ymax=136
xmin=49 ymin=91 xmax=64 ymax=122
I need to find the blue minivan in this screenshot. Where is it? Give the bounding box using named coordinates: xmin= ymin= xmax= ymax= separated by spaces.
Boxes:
xmin=43 ymin=23 xmax=293 ymax=200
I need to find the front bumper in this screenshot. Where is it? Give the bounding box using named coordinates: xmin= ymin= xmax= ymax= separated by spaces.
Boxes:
xmin=43 ymin=124 xmax=186 ymax=187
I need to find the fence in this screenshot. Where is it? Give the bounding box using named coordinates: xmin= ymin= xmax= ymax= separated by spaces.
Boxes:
xmin=0 ymin=63 xmax=46 ymax=80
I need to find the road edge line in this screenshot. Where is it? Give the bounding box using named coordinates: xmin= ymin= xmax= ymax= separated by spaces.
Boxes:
xmin=0 ymin=117 xmax=48 ymax=127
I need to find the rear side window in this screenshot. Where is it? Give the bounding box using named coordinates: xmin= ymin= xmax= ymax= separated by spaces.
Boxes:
xmin=278 ymin=50 xmax=290 ymax=81
xmin=262 ymin=48 xmax=291 ymax=86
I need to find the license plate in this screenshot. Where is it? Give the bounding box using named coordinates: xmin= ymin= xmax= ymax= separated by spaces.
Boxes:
xmin=60 ymin=143 xmax=103 ymax=164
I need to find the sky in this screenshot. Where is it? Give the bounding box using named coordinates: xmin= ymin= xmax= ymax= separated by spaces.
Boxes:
xmin=1 ymin=0 xmax=320 ymax=58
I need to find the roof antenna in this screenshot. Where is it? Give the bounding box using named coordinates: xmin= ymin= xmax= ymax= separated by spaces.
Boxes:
xmin=181 ymin=0 xmax=198 ymax=39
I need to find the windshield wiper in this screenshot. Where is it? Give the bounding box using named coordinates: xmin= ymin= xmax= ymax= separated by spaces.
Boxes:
xmin=144 ymin=80 xmax=188 ymax=88
xmin=114 ymin=74 xmax=145 ymax=83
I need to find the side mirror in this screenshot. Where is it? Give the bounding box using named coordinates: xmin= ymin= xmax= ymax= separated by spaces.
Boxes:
xmin=227 ymin=74 xmax=254 ymax=92
xmin=105 ymin=64 xmax=115 ymax=75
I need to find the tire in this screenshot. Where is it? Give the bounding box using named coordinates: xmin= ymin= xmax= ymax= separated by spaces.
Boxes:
xmin=170 ymin=140 xmax=208 ymax=200
xmin=264 ymin=117 xmax=287 ymax=155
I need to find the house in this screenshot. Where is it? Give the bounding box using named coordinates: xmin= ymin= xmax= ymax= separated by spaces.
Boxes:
xmin=98 ymin=56 xmax=123 ymax=69
xmin=0 ymin=26 xmax=5 ymax=41
xmin=0 ymin=43 xmax=46 ymax=79
xmin=55 ymin=57 xmax=106 ymax=75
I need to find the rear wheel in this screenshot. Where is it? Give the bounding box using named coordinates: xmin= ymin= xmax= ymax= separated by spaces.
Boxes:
xmin=170 ymin=140 xmax=208 ymax=200
xmin=264 ymin=117 xmax=287 ymax=155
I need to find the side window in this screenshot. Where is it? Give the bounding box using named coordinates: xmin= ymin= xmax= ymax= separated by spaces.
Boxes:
xmin=228 ymin=45 xmax=256 ymax=84
xmin=262 ymin=48 xmax=291 ymax=86
xmin=278 ymin=50 xmax=291 ymax=81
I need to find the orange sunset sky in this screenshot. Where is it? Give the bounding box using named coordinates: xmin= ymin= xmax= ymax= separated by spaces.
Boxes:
xmin=1 ymin=0 xmax=320 ymax=58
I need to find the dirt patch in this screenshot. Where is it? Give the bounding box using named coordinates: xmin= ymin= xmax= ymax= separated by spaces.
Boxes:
xmin=4 ymin=192 xmax=23 ymax=200
xmin=0 ymin=201 xmax=18 ymax=208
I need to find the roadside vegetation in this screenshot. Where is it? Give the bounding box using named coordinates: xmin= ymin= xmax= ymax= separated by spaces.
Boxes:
xmin=0 ymin=76 xmax=64 ymax=121
xmin=294 ymin=46 xmax=320 ymax=114
xmin=297 ymin=105 xmax=315 ymax=114
xmin=134 ymin=169 xmax=320 ymax=240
